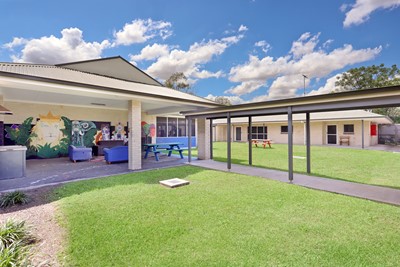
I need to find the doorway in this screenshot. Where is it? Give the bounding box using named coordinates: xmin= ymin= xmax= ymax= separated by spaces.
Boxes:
xmin=327 ymin=125 xmax=337 ymax=144
xmin=235 ymin=127 xmax=242 ymax=141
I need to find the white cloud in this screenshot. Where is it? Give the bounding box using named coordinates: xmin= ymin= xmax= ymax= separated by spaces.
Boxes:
xmin=9 ymin=28 xmax=110 ymax=64
xmin=228 ymin=32 xmax=381 ymax=100
xmin=145 ymin=34 xmax=243 ymax=82
xmin=205 ymin=94 xmax=245 ymax=104
xmin=290 ymin=32 xmax=320 ymax=59
xmin=238 ymin=25 xmax=248 ymax=32
xmin=113 ymin=19 xmax=172 ymax=46
xmin=308 ymin=74 xmax=341 ymax=96
xmin=3 ymin=37 xmax=28 ymax=50
xmin=225 ymin=80 xmax=265 ymax=95
xmin=255 ymin=40 xmax=271 ymax=53
xmin=343 ymin=0 xmax=400 ymax=27
xmin=129 ymin=43 xmax=170 ymax=63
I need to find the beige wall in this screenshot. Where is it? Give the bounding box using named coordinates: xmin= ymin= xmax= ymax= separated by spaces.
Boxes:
xmin=4 ymin=101 xmax=129 ymax=127
xmin=215 ymin=119 xmax=376 ymax=147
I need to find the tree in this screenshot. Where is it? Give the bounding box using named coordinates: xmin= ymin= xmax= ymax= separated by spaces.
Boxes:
xmin=335 ymin=64 xmax=400 ymax=92
xmin=214 ymin=96 xmax=232 ymax=105
xmin=335 ymin=64 xmax=400 ymax=121
xmin=164 ymin=72 xmax=194 ymax=94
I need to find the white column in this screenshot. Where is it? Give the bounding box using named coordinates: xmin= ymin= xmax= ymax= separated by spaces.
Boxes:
xmin=197 ymin=118 xmax=211 ymax=160
xmin=0 ymin=95 xmax=4 ymax=146
xmin=128 ymin=100 xmax=142 ymax=170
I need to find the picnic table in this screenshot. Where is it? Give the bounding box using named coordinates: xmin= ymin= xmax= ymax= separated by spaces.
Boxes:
xmin=252 ymin=139 xmax=272 ymax=148
xmin=143 ymin=143 xmax=184 ymax=161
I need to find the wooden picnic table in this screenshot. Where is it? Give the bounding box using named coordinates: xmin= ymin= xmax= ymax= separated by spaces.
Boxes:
xmin=252 ymin=139 xmax=272 ymax=148
xmin=143 ymin=143 xmax=184 ymax=161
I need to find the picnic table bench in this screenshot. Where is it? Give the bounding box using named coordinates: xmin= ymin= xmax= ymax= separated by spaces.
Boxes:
xmin=252 ymin=139 xmax=273 ymax=148
xmin=143 ymin=143 xmax=184 ymax=161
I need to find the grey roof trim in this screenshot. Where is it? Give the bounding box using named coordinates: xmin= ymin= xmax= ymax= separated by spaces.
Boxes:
xmin=182 ymin=85 xmax=400 ymax=118
xmin=0 ymin=71 xmax=221 ymax=108
xmin=56 ymin=56 xmax=164 ymax=87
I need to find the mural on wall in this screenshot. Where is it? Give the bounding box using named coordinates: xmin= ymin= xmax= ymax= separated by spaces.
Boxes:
xmin=141 ymin=121 xmax=155 ymax=143
xmin=5 ymin=111 xmax=97 ymax=158
xmin=112 ymin=122 xmax=126 ymax=140
xmin=71 ymin=120 xmax=97 ymax=146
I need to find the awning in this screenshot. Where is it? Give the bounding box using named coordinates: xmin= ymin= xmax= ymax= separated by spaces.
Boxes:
xmin=0 ymin=105 xmax=12 ymax=115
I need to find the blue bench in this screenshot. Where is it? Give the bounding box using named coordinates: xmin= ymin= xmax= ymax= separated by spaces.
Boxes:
xmin=103 ymin=146 xmax=128 ymax=164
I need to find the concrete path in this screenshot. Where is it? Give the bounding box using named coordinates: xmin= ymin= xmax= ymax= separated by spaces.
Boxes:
xmin=189 ymin=160 xmax=400 ymax=206
xmin=0 ymin=154 xmax=187 ymax=192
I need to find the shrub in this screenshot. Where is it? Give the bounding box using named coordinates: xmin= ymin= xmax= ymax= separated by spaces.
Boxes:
xmin=0 ymin=220 xmax=35 ymax=267
xmin=0 ymin=191 xmax=29 ymax=208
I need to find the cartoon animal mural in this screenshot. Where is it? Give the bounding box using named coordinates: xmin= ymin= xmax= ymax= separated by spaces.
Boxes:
xmin=5 ymin=112 xmax=97 ymax=158
xmin=71 ymin=120 xmax=96 ymax=146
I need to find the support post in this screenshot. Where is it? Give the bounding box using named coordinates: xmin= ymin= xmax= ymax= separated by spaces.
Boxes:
xmin=362 ymin=119 xmax=365 ymax=149
xmin=128 ymin=100 xmax=142 ymax=170
xmin=248 ymin=116 xmax=252 ymax=166
xmin=197 ymin=118 xmax=210 ymax=160
xmin=210 ymin=119 xmax=213 ymax=159
xmin=227 ymin=112 xmax=231 ymax=170
xmin=288 ymin=107 xmax=293 ymax=182
xmin=187 ymin=117 xmax=192 ymax=163
xmin=306 ymin=112 xmax=311 ymax=174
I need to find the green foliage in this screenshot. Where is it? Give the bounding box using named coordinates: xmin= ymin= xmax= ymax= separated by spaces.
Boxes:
xmin=0 ymin=220 xmax=34 ymax=267
xmin=36 ymin=143 xmax=59 ymax=158
xmin=214 ymin=96 xmax=232 ymax=105
xmin=335 ymin=64 xmax=400 ymax=91
xmin=55 ymin=167 xmax=400 ymax=266
xmin=5 ymin=117 xmax=35 ymax=146
xmin=61 ymin=116 xmax=72 ymax=141
xmin=0 ymin=191 xmax=29 ymax=208
xmin=84 ymin=128 xmax=97 ymax=147
xmin=164 ymin=72 xmax=194 ymax=94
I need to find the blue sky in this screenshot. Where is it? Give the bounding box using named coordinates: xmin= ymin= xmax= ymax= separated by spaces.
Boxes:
xmin=1 ymin=0 xmax=399 ymax=103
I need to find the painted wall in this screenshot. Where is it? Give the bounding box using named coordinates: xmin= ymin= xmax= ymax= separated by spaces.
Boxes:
xmin=4 ymin=101 xmax=128 ymax=126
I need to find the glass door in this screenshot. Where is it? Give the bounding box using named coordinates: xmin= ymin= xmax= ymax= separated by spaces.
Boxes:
xmin=327 ymin=125 xmax=337 ymax=144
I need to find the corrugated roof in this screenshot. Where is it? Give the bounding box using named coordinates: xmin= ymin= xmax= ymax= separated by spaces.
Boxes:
xmin=213 ymin=110 xmax=392 ymax=124
xmin=0 ymin=60 xmax=218 ymax=106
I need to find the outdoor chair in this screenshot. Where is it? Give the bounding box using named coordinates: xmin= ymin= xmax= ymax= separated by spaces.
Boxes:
xmin=69 ymin=145 xmax=92 ymax=163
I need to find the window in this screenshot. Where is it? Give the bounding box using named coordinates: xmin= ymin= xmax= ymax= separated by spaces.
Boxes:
xmin=343 ymin=124 xmax=354 ymax=134
xmin=178 ymin=118 xmax=186 ymax=137
xmin=251 ymin=126 xmax=268 ymax=139
xmin=157 ymin=117 xmax=195 ymax=137
xmin=168 ymin=118 xmax=177 ymax=137
xmin=156 ymin=117 xmax=167 ymax=137
xmin=281 ymin=125 xmax=288 ymax=134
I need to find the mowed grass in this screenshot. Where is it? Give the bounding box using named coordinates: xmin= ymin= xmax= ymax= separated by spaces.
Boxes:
xmin=54 ymin=166 xmax=400 ymax=266
xmin=197 ymin=142 xmax=400 ymax=188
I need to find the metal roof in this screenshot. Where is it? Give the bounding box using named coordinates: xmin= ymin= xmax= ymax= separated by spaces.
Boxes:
xmin=182 ymin=85 xmax=400 ymax=118
xmin=0 ymin=58 xmax=219 ymax=107
xmin=213 ymin=110 xmax=392 ymax=124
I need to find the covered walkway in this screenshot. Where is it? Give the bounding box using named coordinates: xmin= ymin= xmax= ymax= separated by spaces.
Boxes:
xmin=189 ymin=160 xmax=400 ymax=206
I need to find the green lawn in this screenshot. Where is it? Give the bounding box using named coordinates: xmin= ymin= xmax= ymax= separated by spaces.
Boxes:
xmin=54 ymin=166 xmax=400 ymax=266
xmin=190 ymin=142 xmax=400 ymax=188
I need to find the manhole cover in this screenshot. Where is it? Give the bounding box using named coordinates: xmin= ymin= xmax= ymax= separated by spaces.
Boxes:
xmin=159 ymin=178 xmax=190 ymax=188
